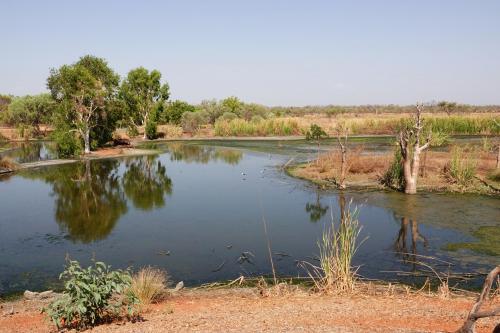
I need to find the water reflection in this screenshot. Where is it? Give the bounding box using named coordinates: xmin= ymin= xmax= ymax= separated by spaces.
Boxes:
xmin=165 ymin=143 xmax=242 ymax=165
xmin=305 ymin=191 xmax=329 ymax=223
xmin=0 ymin=141 xmax=57 ymax=163
xmin=122 ymin=155 xmax=172 ymax=211
xmin=394 ymin=217 xmax=428 ymax=270
xmin=49 ymin=160 xmax=127 ymax=243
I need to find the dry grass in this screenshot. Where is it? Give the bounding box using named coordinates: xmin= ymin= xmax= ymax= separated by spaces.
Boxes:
xmin=158 ymin=124 xmax=183 ymax=138
xmin=0 ymin=156 xmax=18 ymax=170
xmin=129 ymin=267 xmax=169 ymax=307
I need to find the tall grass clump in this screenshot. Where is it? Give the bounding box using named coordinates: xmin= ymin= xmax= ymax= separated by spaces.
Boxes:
xmin=445 ymin=146 xmax=477 ymax=186
xmin=425 ymin=115 xmax=499 ymax=135
xmin=214 ymin=118 xmax=300 ymax=137
xmin=0 ymin=156 xmax=18 ymax=170
xmin=129 ymin=267 xmax=168 ymax=307
xmin=303 ymin=203 xmax=363 ymax=294
xmin=382 ymin=149 xmax=405 ymax=190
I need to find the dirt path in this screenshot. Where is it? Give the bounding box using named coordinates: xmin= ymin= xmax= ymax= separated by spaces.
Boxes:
xmin=1 ymin=288 xmax=498 ymax=333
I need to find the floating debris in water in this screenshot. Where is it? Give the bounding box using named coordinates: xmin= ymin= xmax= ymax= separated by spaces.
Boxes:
xmin=237 ymin=251 xmax=255 ymax=265
xmin=274 ymin=251 xmax=291 ymax=257
xmin=156 ymin=250 xmax=171 ymax=256
xmin=212 ymin=260 xmax=226 ymax=272
xmin=226 ymin=245 xmax=233 ymax=249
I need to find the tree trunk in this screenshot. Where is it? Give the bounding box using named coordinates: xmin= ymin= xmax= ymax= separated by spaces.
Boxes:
xmin=339 ymin=147 xmax=347 ymax=189
xmin=83 ymin=127 xmax=90 ymax=154
xmin=496 ymin=144 xmax=499 ymax=169
xmin=403 ymin=157 xmax=417 ymax=194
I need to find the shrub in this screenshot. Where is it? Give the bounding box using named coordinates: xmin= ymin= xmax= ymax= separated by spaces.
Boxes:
xmin=145 ymin=120 xmax=158 ymax=140
xmin=382 ymin=148 xmax=405 ymax=190
xmin=218 ymin=112 xmax=238 ymax=122
xmin=445 ymin=146 xmax=477 ymax=186
xmin=51 ymin=127 xmax=82 ymax=158
xmin=129 ymin=267 xmax=168 ymax=307
xmin=488 ymin=169 xmax=500 ymax=182
xmin=158 ymin=124 xmax=183 ymax=138
xmin=0 ymin=156 xmax=18 ymax=170
xmin=45 ymin=260 xmax=137 ymax=330
xmin=250 ymin=115 xmax=265 ymax=123
xmin=181 ymin=111 xmax=209 ymax=133
xmin=127 ymin=125 xmax=139 ymax=138
xmin=161 ymin=100 xmax=196 ymax=125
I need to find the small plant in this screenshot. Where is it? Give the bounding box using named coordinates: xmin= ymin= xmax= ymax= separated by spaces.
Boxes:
xmin=45 ymin=260 xmax=137 ymax=330
xmin=445 ymin=146 xmax=476 ymax=187
xmin=129 ymin=267 xmax=168 ymax=307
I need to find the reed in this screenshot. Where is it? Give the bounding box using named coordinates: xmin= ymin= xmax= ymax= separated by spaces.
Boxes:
xmin=214 ymin=118 xmax=301 ymax=137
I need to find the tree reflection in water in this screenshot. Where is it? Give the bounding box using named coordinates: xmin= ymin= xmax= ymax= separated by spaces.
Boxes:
xmin=393 ymin=196 xmax=428 ymax=271
xmin=122 ymin=155 xmax=172 ymax=211
xmin=48 ymin=160 xmax=127 ymax=243
xmin=166 ymin=143 xmax=242 ymax=165
xmin=305 ymin=190 xmax=329 ymax=223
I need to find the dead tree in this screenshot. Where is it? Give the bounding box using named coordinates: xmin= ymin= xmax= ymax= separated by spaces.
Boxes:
xmin=336 ymin=123 xmax=349 ymax=190
xmin=456 ymin=265 xmax=500 ymax=333
xmin=398 ymin=104 xmax=431 ymax=194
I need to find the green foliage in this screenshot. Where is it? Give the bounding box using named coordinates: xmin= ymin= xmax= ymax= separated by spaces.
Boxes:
xmin=240 ymin=103 xmax=268 ymax=120
xmin=160 ymin=100 xmax=195 ymax=125
xmin=445 ymin=146 xmax=476 ymax=186
xmin=305 ymin=124 xmax=328 ymax=142
xmin=214 ymin=118 xmax=300 ymax=136
xmin=437 ymin=101 xmax=457 ymax=115
xmin=180 ymin=111 xmax=209 ymax=132
xmin=218 ymin=111 xmax=238 ymax=122
xmin=221 ymin=96 xmax=243 ymax=115
xmin=51 ymin=126 xmax=82 ymax=158
xmin=120 ymin=67 xmax=169 ymax=129
xmin=383 ymin=148 xmax=405 ymax=190
xmin=199 ymin=99 xmax=225 ymax=124
xmin=47 ymin=55 xmax=120 ymax=152
xmin=145 ymin=120 xmax=158 ymax=140
xmin=44 ymin=260 xmax=137 ymax=330
xmin=3 ymin=94 xmax=55 ymax=136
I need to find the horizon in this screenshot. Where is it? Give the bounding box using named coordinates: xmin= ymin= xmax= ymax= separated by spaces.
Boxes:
xmin=2 ymin=0 xmax=500 ymax=106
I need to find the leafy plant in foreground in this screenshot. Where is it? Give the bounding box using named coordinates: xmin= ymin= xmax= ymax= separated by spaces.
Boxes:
xmin=45 ymin=260 xmax=137 ymax=330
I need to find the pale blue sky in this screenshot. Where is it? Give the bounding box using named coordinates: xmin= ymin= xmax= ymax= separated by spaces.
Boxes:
xmin=2 ymin=0 xmax=500 ymax=105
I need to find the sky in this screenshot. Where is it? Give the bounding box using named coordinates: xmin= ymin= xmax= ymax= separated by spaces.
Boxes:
xmin=2 ymin=0 xmax=500 ymax=106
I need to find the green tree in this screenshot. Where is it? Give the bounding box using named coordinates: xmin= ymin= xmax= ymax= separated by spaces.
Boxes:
xmin=47 ymin=55 xmax=120 ymax=154
xmin=120 ymin=67 xmax=170 ymax=139
xmin=199 ymin=99 xmax=225 ymax=124
xmin=5 ymin=94 xmax=56 ymax=136
xmin=305 ymin=124 xmax=328 ymax=159
xmin=161 ymin=100 xmax=195 ymax=125
xmin=0 ymin=94 xmax=12 ymax=123
xmin=221 ymin=96 xmax=243 ymax=115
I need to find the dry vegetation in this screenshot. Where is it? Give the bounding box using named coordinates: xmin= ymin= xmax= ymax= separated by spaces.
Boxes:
xmin=289 ymin=145 xmax=500 ymax=194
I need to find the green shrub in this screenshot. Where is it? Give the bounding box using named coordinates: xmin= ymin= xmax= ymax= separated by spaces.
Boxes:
xmin=161 ymin=100 xmax=195 ymax=125
xmin=127 ymin=125 xmax=139 ymax=138
xmin=145 ymin=120 xmax=158 ymax=140
xmin=445 ymin=146 xmax=476 ymax=186
xmin=218 ymin=112 xmax=238 ymax=122
xmin=181 ymin=111 xmax=209 ymax=132
xmin=382 ymin=149 xmax=405 ymax=190
xmin=51 ymin=127 xmax=82 ymax=158
xmin=45 ymin=260 xmax=137 ymax=330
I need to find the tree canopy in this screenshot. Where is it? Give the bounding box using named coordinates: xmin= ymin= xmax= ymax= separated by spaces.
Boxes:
xmin=47 ymin=55 xmax=119 ymax=153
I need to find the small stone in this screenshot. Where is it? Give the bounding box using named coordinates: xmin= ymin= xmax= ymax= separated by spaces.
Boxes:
xmin=173 ymin=281 xmax=184 ymax=292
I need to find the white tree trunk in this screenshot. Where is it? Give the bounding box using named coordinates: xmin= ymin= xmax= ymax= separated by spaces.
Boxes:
xmin=84 ymin=127 xmax=90 ymax=154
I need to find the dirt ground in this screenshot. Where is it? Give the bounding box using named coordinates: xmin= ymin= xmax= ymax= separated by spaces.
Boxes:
xmin=1 ymin=287 xmax=498 ymax=333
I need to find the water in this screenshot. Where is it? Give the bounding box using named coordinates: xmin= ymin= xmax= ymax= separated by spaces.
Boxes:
xmin=0 ymin=141 xmax=498 ymax=294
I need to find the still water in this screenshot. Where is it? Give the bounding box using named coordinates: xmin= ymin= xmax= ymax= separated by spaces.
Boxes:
xmin=0 ymin=141 xmax=498 ymax=294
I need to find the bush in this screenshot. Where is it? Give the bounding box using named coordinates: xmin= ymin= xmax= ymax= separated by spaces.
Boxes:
xmin=129 ymin=267 xmax=168 ymax=307
xmin=0 ymin=156 xmax=18 ymax=170
xmin=145 ymin=120 xmax=158 ymax=140
xmin=218 ymin=112 xmax=238 ymax=122
xmin=161 ymin=100 xmax=196 ymax=125
xmin=45 ymin=260 xmax=137 ymax=330
xmin=181 ymin=111 xmax=209 ymax=133
xmin=51 ymin=127 xmax=82 ymax=158
xmin=382 ymin=149 xmax=405 ymax=190
xmin=127 ymin=124 xmax=139 ymax=138
xmin=445 ymin=146 xmax=476 ymax=186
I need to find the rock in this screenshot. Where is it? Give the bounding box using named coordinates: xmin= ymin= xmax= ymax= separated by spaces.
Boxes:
xmin=24 ymin=290 xmax=56 ymax=300
xmin=173 ymin=281 xmax=184 ymax=292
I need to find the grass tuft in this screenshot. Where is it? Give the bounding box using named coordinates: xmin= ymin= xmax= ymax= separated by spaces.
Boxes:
xmin=129 ymin=267 xmax=169 ymax=307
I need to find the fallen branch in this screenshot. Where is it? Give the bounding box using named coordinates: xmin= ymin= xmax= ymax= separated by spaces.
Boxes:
xmin=456 ymin=265 xmax=500 ymax=333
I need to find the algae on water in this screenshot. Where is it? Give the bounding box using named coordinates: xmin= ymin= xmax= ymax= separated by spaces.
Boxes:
xmin=444 ymin=226 xmax=500 ymax=256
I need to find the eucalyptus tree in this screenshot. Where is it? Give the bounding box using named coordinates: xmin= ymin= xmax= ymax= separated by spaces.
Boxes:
xmin=6 ymin=94 xmax=56 ymax=136
xmin=47 ymin=55 xmax=120 ymax=154
xmin=120 ymin=67 xmax=170 ymax=139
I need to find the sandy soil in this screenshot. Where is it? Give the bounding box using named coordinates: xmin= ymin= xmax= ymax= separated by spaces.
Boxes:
xmin=1 ymin=288 xmax=498 ymax=333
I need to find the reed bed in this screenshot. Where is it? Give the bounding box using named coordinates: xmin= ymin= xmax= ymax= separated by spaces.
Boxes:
xmin=214 ymin=118 xmax=301 ymax=137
